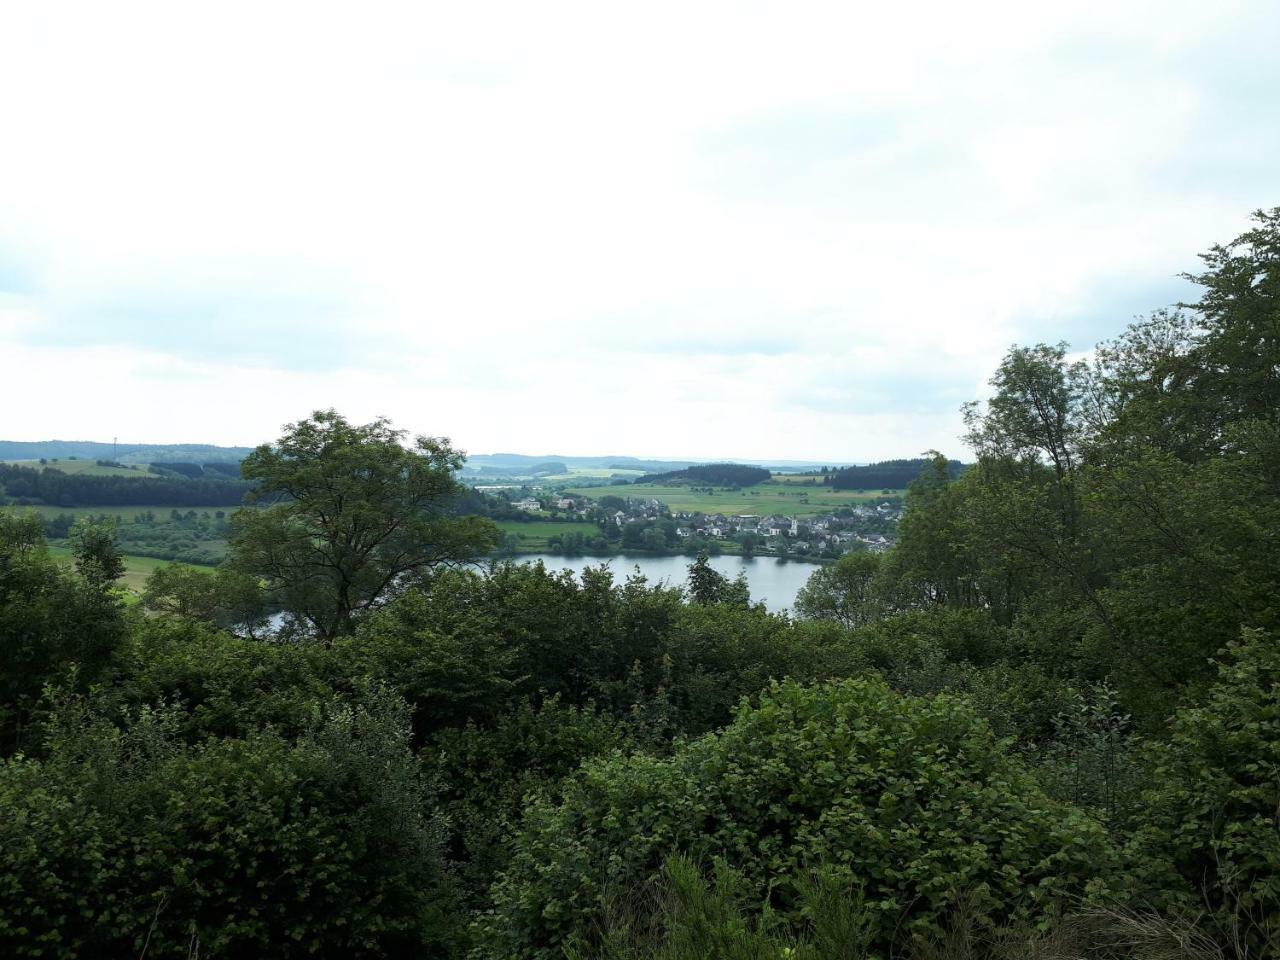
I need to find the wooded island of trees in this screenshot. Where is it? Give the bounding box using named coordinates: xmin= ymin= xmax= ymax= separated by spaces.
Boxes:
xmin=1 ymin=210 xmax=1279 ymax=958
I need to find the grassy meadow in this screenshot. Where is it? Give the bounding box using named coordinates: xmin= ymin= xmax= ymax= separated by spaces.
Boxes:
xmin=562 ymin=480 xmax=902 ymax=517
xmin=494 ymin=519 xmax=600 ymax=549
xmin=45 ymin=544 xmax=204 ymax=594
xmin=2 ymin=458 xmax=152 ymax=478
xmin=533 ymin=467 xmax=648 ymax=482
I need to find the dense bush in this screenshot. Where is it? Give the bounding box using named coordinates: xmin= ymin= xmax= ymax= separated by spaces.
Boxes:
xmin=1131 ymin=628 xmax=1280 ymax=956
xmin=109 ymin=618 xmax=339 ymax=742
xmin=0 ymin=690 xmax=458 ymax=958
xmin=482 ymin=679 xmax=1116 ymax=958
xmin=0 ymin=515 xmax=126 ymax=755
xmin=425 ymin=697 xmax=634 ymax=904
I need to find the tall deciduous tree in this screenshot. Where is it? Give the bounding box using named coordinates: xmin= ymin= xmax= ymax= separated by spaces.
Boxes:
xmin=228 ymin=410 xmax=497 ymax=640
xmin=794 ymin=549 xmax=883 ymax=627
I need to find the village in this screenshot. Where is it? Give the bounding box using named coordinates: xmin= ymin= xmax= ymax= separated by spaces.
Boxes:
xmin=502 ymin=491 xmax=902 ymax=558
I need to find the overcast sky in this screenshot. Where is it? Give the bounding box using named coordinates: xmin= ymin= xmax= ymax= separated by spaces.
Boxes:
xmin=1 ymin=1 xmax=1277 ymax=461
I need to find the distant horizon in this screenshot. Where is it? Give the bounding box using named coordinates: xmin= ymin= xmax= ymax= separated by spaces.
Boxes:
xmin=0 ymin=436 xmax=899 ymax=469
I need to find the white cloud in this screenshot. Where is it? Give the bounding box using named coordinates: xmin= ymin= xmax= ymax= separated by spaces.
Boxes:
xmin=0 ymin=0 xmax=1276 ymax=459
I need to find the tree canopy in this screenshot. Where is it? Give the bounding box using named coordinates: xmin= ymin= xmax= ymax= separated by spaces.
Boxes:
xmin=228 ymin=410 xmax=498 ymax=640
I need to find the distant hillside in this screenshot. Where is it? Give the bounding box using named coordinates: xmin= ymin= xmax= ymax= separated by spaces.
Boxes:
xmin=0 ymin=440 xmax=252 ymax=465
xmin=0 ymin=460 xmax=253 ymax=508
xmin=467 ymin=454 xmax=698 ymax=473
xmin=829 ymin=458 xmax=964 ymax=490
xmin=637 ymin=463 xmax=772 ymax=487
xmin=467 ymin=453 xmax=861 ymax=474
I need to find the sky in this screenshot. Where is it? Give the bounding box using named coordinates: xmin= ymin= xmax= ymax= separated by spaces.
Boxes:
xmin=1 ymin=1 xmax=1277 ymax=462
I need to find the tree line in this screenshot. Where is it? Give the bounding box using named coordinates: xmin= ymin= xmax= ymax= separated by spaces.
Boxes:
xmin=636 ymin=463 xmax=772 ymax=486
xmin=828 ymin=457 xmax=965 ymax=489
xmin=0 ymin=461 xmax=253 ymax=507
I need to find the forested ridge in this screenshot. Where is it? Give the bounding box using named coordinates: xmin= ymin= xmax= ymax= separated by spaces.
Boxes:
xmin=829 ymin=457 xmax=965 ymax=489
xmin=1 ymin=211 xmax=1279 ymax=958
xmin=0 ymin=461 xmax=253 ymax=507
xmin=636 ymin=463 xmax=772 ymax=486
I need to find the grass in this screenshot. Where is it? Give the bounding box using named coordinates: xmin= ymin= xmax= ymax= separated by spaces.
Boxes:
xmin=3 ymin=458 xmax=152 ymax=478
xmin=542 ymin=467 xmax=649 ymax=481
xmin=45 ymin=545 xmax=208 ymax=594
xmin=494 ymin=519 xmax=600 ymax=550
xmin=561 ymin=481 xmax=902 ymax=517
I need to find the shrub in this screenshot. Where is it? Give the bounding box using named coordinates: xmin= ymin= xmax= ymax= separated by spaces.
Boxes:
xmin=0 ymin=689 xmax=458 ymax=957
xmin=1131 ymin=628 xmax=1280 ymax=956
xmin=481 ymin=678 xmax=1116 ymax=958
xmin=110 ymin=617 xmax=338 ymax=742
xmin=425 ymin=696 xmax=634 ymax=903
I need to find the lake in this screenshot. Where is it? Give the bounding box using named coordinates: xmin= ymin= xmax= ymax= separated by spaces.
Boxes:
xmin=513 ymin=553 xmax=822 ymax=614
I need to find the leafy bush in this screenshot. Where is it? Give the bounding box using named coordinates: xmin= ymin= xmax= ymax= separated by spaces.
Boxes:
xmin=0 ymin=515 xmax=126 ymax=754
xmin=481 ymin=679 xmax=1116 ymax=958
xmin=425 ymin=696 xmax=634 ymax=903
xmin=0 ymin=689 xmax=459 ymax=958
xmin=1131 ymin=628 xmax=1280 ymax=956
xmin=110 ymin=617 xmax=339 ymax=742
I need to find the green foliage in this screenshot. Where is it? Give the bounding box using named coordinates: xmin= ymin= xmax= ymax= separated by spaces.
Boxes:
xmin=794 ymin=550 xmax=883 ymax=627
xmin=0 ymin=515 xmax=126 ymax=755
xmin=686 ymin=551 xmax=753 ymax=608
xmin=142 ymin=562 xmax=268 ymax=635
xmin=887 ymin=211 xmax=1280 ymax=729
xmin=0 ymin=688 xmax=458 ymax=958
xmin=1034 ymin=683 xmax=1145 ymax=828
xmin=482 ymin=679 xmax=1116 ymax=958
xmin=425 ymin=696 xmax=634 ymax=904
xmin=109 ymin=617 xmax=340 ymax=742
xmin=339 ymin=588 xmax=525 ymax=740
xmin=409 ymin=561 xmax=688 ymax=720
xmin=229 ymin=409 xmax=498 ymax=639
xmin=829 ymin=458 xmax=962 ymax=491
xmin=660 ymin=604 xmax=860 ymax=737
xmin=67 ymin=515 xmax=124 ymax=588
xmin=1132 ymin=629 xmax=1280 ymax=956
xmin=639 ymin=464 xmax=772 ymax=486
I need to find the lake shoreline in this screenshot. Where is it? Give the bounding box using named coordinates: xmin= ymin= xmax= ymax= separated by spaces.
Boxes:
xmin=499 ymin=552 xmax=825 ymax=614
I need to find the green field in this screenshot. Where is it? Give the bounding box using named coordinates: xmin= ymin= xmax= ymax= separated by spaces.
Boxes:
xmin=494 ymin=519 xmax=600 ymax=549
xmin=45 ymin=544 xmax=206 ymax=594
xmin=540 ymin=467 xmax=648 ymax=482
xmin=562 ymin=480 xmax=902 ymax=517
xmin=4 ymin=503 xmax=235 ymax=568
xmin=3 ymin=458 xmax=152 ymax=478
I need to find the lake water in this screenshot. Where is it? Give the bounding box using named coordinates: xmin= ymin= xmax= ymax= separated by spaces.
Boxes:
xmin=513 ymin=553 xmax=822 ymax=614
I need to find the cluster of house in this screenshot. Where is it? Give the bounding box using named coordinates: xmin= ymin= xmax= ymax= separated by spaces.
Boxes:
xmin=511 ymin=495 xmax=584 ymax=512
xmin=669 ymin=506 xmax=899 ymax=553
xmin=506 ymin=492 xmax=900 ymax=555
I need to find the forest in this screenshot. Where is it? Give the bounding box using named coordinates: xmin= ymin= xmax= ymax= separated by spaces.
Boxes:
xmin=828 ymin=458 xmax=965 ymax=490
xmin=0 ymin=461 xmax=253 ymax=507
xmin=636 ymin=464 xmax=773 ymax=487
xmin=0 ymin=210 xmax=1278 ymax=958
